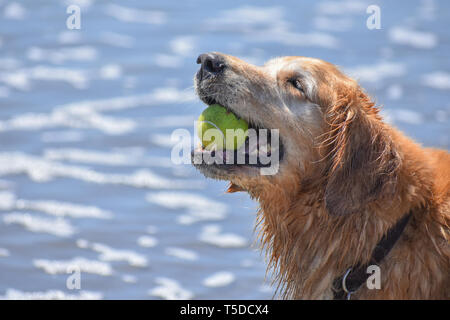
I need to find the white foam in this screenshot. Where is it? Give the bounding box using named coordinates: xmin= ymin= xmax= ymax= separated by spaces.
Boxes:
xmin=149 ymin=114 xmax=197 ymax=129
xmin=0 ymin=191 xmax=16 ymax=210
xmin=386 ymin=84 xmax=403 ymax=100
xmin=314 ymin=16 xmax=353 ymax=32
xmin=149 ymin=277 xmax=194 ymax=300
xmin=3 ymin=2 xmax=26 ymax=20
xmin=0 ymin=152 xmax=200 ymax=189
xmin=43 ymin=148 xmax=174 ymax=168
xmin=3 ymin=212 xmax=75 ymax=237
xmin=0 ymin=88 xmax=195 ymax=134
xmin=0 ymin=110 xmax=135 ymax=135
xmin=101 ymin=32 xmax=135 ymax=48
xmin=33 ymin=257 xmax=113 ymax=276
xmin=58 ymin=92 xmax=160 ymax=113
xmin=137 ymin=236 xmax=158 ymax=248
xmin=259 ymin=284 xmax=273 ymax=293
xmin=0 ymin=70 xmax=29 ymax=90
xmin=422 ymin=72 xmax=450 ymax=90
xmin=389 ymin=26 xmax=437 ymax=49
xmin=99 ymin=64 xmax=122 ymax=80
xmin=316 ymin=0 xmax=367 ymax=15
xmin=16 ymin=199 xmax=113 ymax=219
xmin=165 ymin=247 xmax=198 ymax=261
xmin=255 ymin=30 xmax=338 ymax=48
xmin=382 ymin=109 xmax=423 ymax=125
xmin=76 ymin=239 xmax=90 ymax=248
xmin=92 ymin=242 xmax=149 ymax=268
xmin=41 ymin=130 xmax=84 ymax=143
xmin=345 ymin=62 xmax=406 ymax=83
xmin=209 ymin=6 xmax=284 ymax=29
xmin=203 ymin=271 xmax=235 ymax=288
xmin=207 ymin=6 xmax=338 ymax=48
xmin=64 ymin=0 xmax=93 ymax=8
xmin=58 ymin=31 xmax=82 ymax=44
xmin=0 ymin=248 xmax=10 ymax=257
xmin=44 ymin=148 xmax=133 ymax=166
xmin=0 ymin=66 xmax=89 ymax=90
xmin=150 ymin=133 xmax=177 ymax=148
xmin=154 ymin=54 xmax=183 ymax=69
xmin=105 ymin=4 xmax=166 ymax=25
xmin=0 ymin=289 xmax=102 ymax=300
xmin=199 ymin=225 xmax=247 ymax=248
xmin=177 ymin=212 xmax=224 ymax=226
xmin=0 ymin=190 xmax=112 ymax=219
xmin=240 ymin=259 xmax=254 ymax=268
xmin=122 ymin=274 xmax=137 ymax=283
xmin=32 ymin=66 xmax=89 ymax=89
xmin=170 ymin=36 xmax=196 ymax=57
xmin=27 ymin=46 xmax=98 ymax=64
xmin=151 ymin=87 xmax=196 ymax=104
xmin=146 ymin=192 xmax=227 ymax=225
xmin=78 ymin=239 xmax=148 ymax=267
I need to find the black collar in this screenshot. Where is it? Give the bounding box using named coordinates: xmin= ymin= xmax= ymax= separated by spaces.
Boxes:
xmin=332 ymin=212 xmax=412 ymax=300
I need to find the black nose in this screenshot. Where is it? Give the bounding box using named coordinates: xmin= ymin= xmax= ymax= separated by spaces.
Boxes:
xmin=196 ymin=53 xmax=226 ymax=80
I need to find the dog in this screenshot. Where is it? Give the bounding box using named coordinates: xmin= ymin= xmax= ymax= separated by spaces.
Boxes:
xmin=192 ymin=52 xmax=449 ymax=299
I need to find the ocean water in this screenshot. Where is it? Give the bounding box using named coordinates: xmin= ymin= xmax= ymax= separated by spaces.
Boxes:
xmin=0 ymin=0 xmax=448 ymax=299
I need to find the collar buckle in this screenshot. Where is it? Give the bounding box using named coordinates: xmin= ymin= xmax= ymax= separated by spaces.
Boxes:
xmin=342 ymin=267 xmax=355 ymax=300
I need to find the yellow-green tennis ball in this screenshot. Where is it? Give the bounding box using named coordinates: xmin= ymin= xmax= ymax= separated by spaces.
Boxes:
xmin=197 ymin=104 xmax=248 ymax=150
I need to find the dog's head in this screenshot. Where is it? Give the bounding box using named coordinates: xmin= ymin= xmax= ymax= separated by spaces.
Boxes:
xmin=193 ymin=52 xmax=400 ymax=216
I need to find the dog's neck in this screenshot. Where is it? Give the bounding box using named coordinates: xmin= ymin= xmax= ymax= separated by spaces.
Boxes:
xmin=253 ymin=130 xmax=433 ymax=299
xmin=256 ymin=190 xmax=380 ymax=299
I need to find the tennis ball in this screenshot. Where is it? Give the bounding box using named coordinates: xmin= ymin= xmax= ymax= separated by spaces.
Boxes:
xmin=197 ymin=104 xmax=248 ymax=150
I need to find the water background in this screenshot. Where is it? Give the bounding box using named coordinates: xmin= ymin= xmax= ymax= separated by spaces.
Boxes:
xmin=0 ymin=0 xmax=448 ymax=299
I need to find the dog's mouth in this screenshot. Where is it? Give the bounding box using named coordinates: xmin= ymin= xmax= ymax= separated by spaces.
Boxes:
xmin=191 ymin=96 xmax=284 ymax=180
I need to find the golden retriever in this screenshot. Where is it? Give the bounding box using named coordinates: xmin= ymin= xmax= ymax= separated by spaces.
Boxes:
xmin=192 ymin=52 xmax=449 ymax=299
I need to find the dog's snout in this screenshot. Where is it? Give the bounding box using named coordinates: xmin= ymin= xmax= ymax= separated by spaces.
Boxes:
xmin=197 ymin=53 xmax=226 ymax=80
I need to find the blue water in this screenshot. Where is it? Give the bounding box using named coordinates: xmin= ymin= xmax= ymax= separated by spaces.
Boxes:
xmin=0 ymin=0 xmax=448 ymax=299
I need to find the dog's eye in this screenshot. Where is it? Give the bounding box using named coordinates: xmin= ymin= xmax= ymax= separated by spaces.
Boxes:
xmin=291 ymin=79 xmax=304 ymax=92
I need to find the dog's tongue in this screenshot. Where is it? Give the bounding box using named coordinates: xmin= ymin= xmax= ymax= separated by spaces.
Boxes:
xmin=227 ymin=183 xmax=245 ymax=193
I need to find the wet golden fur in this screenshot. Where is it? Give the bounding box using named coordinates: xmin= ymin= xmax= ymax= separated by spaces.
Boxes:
xmin=194 ymin=53 xmax=450 ymax=299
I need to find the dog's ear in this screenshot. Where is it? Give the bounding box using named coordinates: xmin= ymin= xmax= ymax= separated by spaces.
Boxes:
xmin=323 ymin=88 xmax=400 ymax=216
